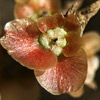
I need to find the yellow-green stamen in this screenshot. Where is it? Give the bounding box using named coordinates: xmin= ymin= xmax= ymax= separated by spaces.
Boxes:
xmin=39 ymin=27 xmax=67 ymax=56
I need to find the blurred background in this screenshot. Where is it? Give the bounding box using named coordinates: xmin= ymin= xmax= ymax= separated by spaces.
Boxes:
xmin=0 ymin=0 xmax=100 ymax=100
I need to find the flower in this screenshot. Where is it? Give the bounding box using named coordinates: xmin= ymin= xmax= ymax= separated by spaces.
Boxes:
xmin=83 ymin=32 xmax=100 ymax=89
xmin=0 ymin=12 xmax=87 ymax=94
xmin=14 ymin=0 xmax=61 ymax=19
xmin=0 ymin=0 xmax=100 ymax=96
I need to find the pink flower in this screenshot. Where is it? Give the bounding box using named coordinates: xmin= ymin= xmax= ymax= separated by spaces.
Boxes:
xmin=14 ymin=0 xmax=61 ymax=19
xmin=0 ymin=13 xmax=87 ymax=94
xmin=1 ymin=0 xmax=100 ymax=96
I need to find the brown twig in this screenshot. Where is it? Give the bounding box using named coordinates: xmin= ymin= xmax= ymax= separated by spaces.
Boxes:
xmin=64 ymin=2 xmax=78 ymax=17
xmin=77 ymin=0 xmax=100 ymax=32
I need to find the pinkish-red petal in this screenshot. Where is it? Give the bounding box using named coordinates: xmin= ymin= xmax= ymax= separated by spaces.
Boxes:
xmin=65 ymin=14 xmax=81 ymax=33
xmin=14 ymin=3 xmax=34 ymax=19
xmin=63 ymin=14 xmax=82 ymax=57
xmin=37 ymin=15 xmax=58 ymax=33
xmin=0 ymin=18 xmax=57 ymax=71
xmin=39 ymin=0 xmax=61 ymax=14
xmin=63 ymin=34 xmax=82 ymax=57
xmin=35 ymin=49 xmax=87 ymax=95
xmin=54 ymin=13 xmax=65 ymax=27
xmin=37 ymin=13 xmax=65 ymax=33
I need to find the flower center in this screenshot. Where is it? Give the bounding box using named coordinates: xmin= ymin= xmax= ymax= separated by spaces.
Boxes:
xmin=53 ymin=38 xmax=58 ymax=42
xmin=39 ymin=27 xmax=67 ymax=56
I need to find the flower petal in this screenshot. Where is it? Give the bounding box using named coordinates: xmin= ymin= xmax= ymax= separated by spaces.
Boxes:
xmin=0 ymin=18 xmax=57 ymax=71
xmin=35 ymin=49 xmax=87 ymax=95
xmin=65 ymin=14 xmax=81 ymax=33
xmin=14 ymin=3 xmax=34 ymax=19
xmin=63 ymin=14 xmax=82 ymax=57
xmin=37 ymin=15 xmax=58 ymax=33
xmin=54 ymin=13 xmax=65 ymax=27
xmin=39 ymin=0 xmax=61 ymax=14
xmin=82 ymin=32 xmax=100 ymax=57
xmin=63 ymin=34 xmax=82 ymax=57
xmin=37 ymin=13 xmax=65 ymax=33
xmin=69 ymin=86 xmax=84 ymax=98
xmin=14 ymin=0 xmax=40 ymax=19
xmin=85 ymin=55 xmax=99 ymax=89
